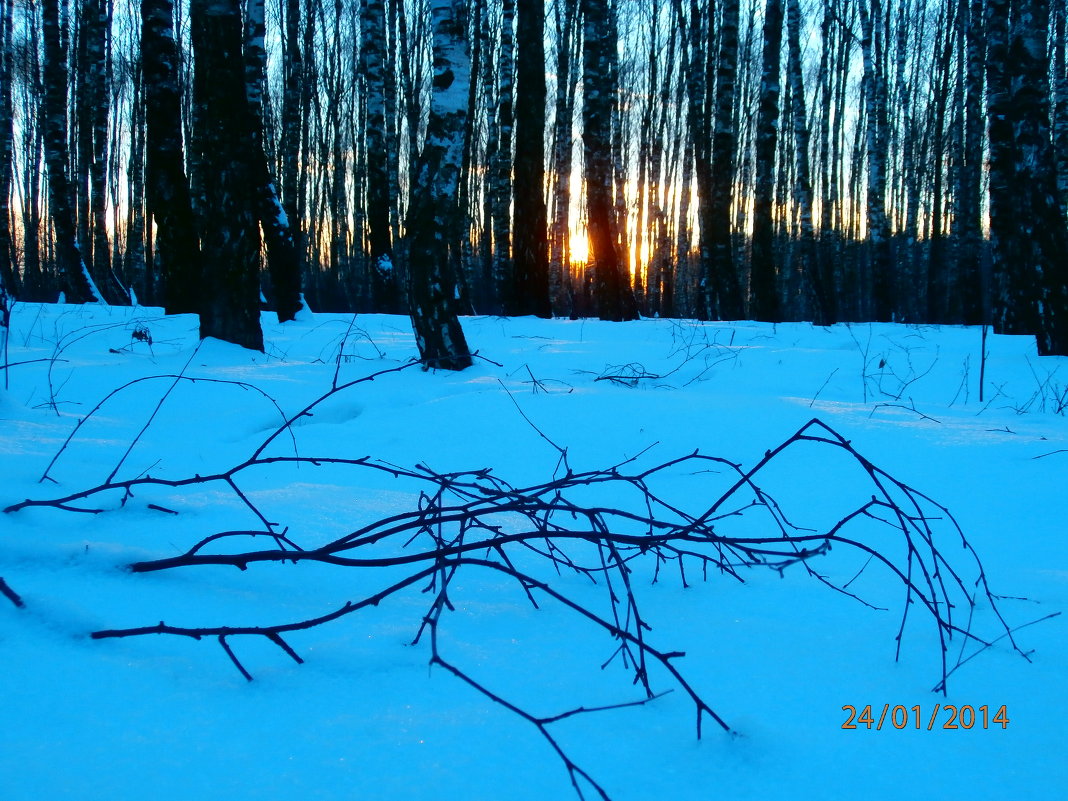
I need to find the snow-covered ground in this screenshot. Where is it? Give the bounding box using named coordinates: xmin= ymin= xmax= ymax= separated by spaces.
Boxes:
xmin=1 ymin=304 xmax=1065 ymax=800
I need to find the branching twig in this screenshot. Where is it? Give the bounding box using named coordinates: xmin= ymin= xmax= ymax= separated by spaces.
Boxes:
xmin=10 ymin=358 xmax=1043 ymax=801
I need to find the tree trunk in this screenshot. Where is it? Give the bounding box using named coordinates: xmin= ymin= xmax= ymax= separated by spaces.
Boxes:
xmin=512 ymin=0 xmax=550 ymax=317
xmin=0 ymin=0 xmax=16 ymax=296
xmin=926 ymin=4 xmax=954 ymax=324
xmin=41 ymin=0 xmax=100 ymax=303
xmin=860 ymin=0 xmax=892 ymax=321
xmin=786 ymin=0 xmax=832 ymax=324
xmin=190 ymin=0 xmax=263 ymax=350
xmin=81 ymin=0 xmax=120 ymax=301
xmin=17 ymin=5 xmax=44 ymax=300
xmin=705 ymin=0 xmax=744 ymax=319
xmin=142 ymin=0 xmax=201 ymax=315
xmin=1052 ymin=0 xmax=1068 ymax=213
xmin=549 ymin=0 xmax=579 ymax=314
xmin=490 ymin=0 xmax=514 ymax=312
xmin=955 ymin=0 xmax=984 ymax=325
xmin=362 ymin=0 xmax=399 ymax=311
xmin=279 ymin=0 xmax=305 ymax=272
xmin=406 ymin=0 xmax=473 ymax=370
xmin=987 ymin=0 xmax=1068 ymax=355
xmin=582 ymin=0 xmax=637 ymax=321
xmin=751 ymin=0 xmax=783 ymax=322
xmin=245 ymin=0 xmax=302 ymax=322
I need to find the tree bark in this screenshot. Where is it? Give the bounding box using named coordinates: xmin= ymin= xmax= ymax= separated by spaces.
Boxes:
xmin=751 ymin=0 xmax=783 ymax=322
xmin=0 ymin=0 xmax=16 ymax=296
xmin=362 ymin=0 xmax=399 ymax=311
xmin=190 ymin=0 xmax=263 ymax=350
xmin=705 ymin=0 xmax=744 ymax=320
xmin=142 ymin=0 xmax=201 ymax=315
xmin=859 ymin=0 xmax=892 ymax=322
xmin=490 ymin=0 xmax=514 ymax=312
xmin=245 ymin=0 xmax=302 ymax=322
xmin=582 ymin=0 xmax=637 ymax=321
xmin=549 ymin=0 xmax=579 ymax=314
xmin=512 ymin=0 xmax=550 ymax=317
xmin=987 ymin=0 xmax=1068 ymax=355
xmin=956 ymin=0 xmax=985 ymax=325
xmin=786 ymin=0 xmax=832 ymax=325
xmin=406 ymin=0 xmax=473 ymax=370
xmin=41 ymin=0 xmax=101 ymax=303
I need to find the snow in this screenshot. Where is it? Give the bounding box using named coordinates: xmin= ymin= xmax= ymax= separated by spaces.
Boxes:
xmin=1 ymin=304 xmax=1066 ymax=801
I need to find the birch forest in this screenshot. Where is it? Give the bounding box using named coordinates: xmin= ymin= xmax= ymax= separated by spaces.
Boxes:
xmin=0 ymin=0 xmax=1067 ymax=361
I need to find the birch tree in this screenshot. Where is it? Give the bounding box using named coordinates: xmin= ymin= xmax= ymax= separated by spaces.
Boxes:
xmin=41 ymin=0 xmax=101 ymax=302
xmin=750 ymin=0 xmax=783 ymax=322
xmin=244 ymin=0 xmax=301 ymax=322
xmin=859 ymin=0 xmax=892 ymax=322
xmin=75 ymin=0 xmax=118 ymax=301
xmin=406 ymin=0 xmax=473 ymax=370
xmin=490 ymin=0 xmax=514 ymax=311
xmin=703 ymin=0 xmax=744 ymax=320
xmin=786 ymin=0 xmax=831 ymax=324
xmin=956 ymin=0 xmax=984 ymax=325
xmin=361 ymin=0 xmax=399 ymax=311
xmin=0 ymin=0 xmax=15 ymax=296
xmin=142 ymin=0 xmax=201 ymax=315
xmin=986 ymin=0 xmax=1068 ymax=355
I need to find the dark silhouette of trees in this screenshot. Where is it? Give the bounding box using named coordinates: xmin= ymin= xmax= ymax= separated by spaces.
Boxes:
xmin=0 ymin=0 xmax=1065 ymax=356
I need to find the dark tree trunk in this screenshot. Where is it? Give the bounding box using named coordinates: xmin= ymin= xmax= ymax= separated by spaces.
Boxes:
xmin=957 ymin=0 xmax=984 ymax=325
xmin=704 ymin=0 xmax=745 ymax=320
xmin=927 ymin=6 xmax=954 ymax=324
xmin=362 ymin=0 xmax=399 ymax=311
xmin=245 ymin=0 xmax=302 ymax=322
xmin=190 ymin=0 xmax=263 ymax=350
xmin=17 ymin=5 xmax=44 ymax=300
xmin=79 ymin=0 xmax=120 ymax=302
xmin=125 ymin=59 xmax=150 ymax=303
xmin=41 ymin=0 xmax=100 ymax=303
xmin=582 ymin=0 xmax=637 ymax=322
xmin=406 ymin=0 xmax=472 ymax=370
xmin=987 ymin=0 xmax=1068 ymax=355
xmin=549 ymin=0 xmax=579 ymax=314
xmin=786 ymin=0 xmax=832 ymax=324
xmin=751 ymin=0 xmax=783 ymax=322
xmin=490 ymin=0 xmax=515 ymax=312
xmin=142 ymin=0 xmax=201 ymax=315
xmin=512 ymin=0 xmax=550 ymax=317
xmin=1055 ymin=0 xmax=1068 ymax=212
xmin=860 ymin=0 xmax=892 ymax=321
xmin=279 ymin=0 xmax=305 ymax=271
xmin=0 ymin=0 xmax=16 ymax=296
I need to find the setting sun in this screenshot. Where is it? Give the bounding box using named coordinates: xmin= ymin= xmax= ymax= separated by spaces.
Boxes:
xmin=568 ymin=227 xmax=590 ymax=265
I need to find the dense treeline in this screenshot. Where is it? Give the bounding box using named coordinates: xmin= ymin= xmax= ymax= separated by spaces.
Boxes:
xmin=0 ymin=0 xmax=1066 ymax=361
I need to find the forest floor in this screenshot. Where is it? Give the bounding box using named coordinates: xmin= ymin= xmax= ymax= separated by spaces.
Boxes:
xmin=1 ymin=303 xmax=1066 ymax=800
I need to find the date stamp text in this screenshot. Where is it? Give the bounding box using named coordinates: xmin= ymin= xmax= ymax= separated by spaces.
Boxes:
xmin=842 ymin=704 xmax=1009 ymax=730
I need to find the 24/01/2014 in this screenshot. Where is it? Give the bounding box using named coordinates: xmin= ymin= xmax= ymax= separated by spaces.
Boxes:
xmin=842 ymin=704 xmax=1009 ymax=730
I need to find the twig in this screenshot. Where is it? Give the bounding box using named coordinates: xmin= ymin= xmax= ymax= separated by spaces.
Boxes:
xmin=0 ymin=577 xmax=25 ymax=609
